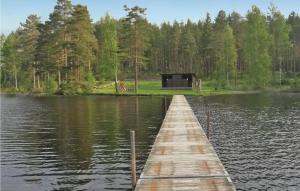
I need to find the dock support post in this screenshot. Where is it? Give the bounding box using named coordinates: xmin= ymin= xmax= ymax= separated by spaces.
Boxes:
xmin=164 ymin=96 xmax=167 ymax=112
xmin=199 ymin=79 xmax=202 ymax=91
xmin=130 ymin=130 xmax=136 ymax=190
xmin=206 ymin=111 xmax=210 ymax=139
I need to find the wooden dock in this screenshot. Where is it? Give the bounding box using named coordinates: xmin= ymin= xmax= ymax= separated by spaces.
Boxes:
xmin=135 ymin=95 xmax=235 ymax=191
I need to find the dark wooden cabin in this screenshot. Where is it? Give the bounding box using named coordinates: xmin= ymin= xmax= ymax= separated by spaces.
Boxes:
xmin=161 ymin=73 xmax=197 ymax=89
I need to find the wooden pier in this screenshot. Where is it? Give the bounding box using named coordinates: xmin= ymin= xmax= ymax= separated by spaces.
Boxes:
xmin=135 ymin=95 xmax=235 ymax=191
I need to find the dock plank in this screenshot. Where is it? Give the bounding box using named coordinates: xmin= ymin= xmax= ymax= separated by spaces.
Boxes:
xmin=135 ymin=95 xmax=235 ymax=191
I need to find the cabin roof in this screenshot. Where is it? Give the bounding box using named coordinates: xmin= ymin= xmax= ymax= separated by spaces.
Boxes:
xmin=160 ymin=73 xmax=197 ymax=78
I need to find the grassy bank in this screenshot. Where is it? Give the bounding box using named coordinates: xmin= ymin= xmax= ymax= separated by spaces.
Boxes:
xmin=92 ymin=80 xmax=270 ymax=96
xmin=1 ymin=80 xmax=299 ymax=97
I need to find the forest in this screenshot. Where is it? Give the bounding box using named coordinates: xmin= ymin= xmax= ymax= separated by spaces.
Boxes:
xmin=1 ymin=0 xmax=300 ymax=94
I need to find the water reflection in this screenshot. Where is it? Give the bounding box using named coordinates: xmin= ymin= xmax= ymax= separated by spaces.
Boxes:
xmin=188 ymin=93 xmax=300 ymax=191
xmin=1 ymin=95 xmax=170 ymax=191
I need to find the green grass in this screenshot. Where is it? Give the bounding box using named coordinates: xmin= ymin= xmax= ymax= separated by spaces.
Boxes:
xmin=2 ymin=79 xmax=297 ymax=96
xmin=92 ymin=80 xmax=254 ymax=96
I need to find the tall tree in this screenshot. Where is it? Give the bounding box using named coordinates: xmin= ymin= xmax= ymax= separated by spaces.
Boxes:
xmin=95 ymin=14 xmax=119 ymax=91
xmin=269 ymin=4 xmax=291 ymax=84
xmin=228 ymin=11 xmax=246 ymax=79
xmin=287 ymin=11 xmax=300 ymax=73
xmin=201 ymin=13 xmax=214 ymax=78
xmin=0 ymin=34 xmax=5 ymax=50
xmin=69 ymin=5 xmax=97 ymax=81
xmin=123 ymin=5 xmax=147 ymax=93
xmin=0 ymin=34 xmax=6 ymax=70
xmin=212 ymin=11 xmax=237 ymax=87
xmin=159 ymin=22 xmax=172 ymax=73
xmin=35 ymin=21 xmax=56 ymax=82
xmin=179 ymin=23 xmax=197 ymax=72
xmin=245 ymin=6 xmax=272 ymax=88
xmin=223 ymin=25 xmax=237 ymax=86
xmin=17 ymin=14 xmax=41 ymax=89
xmin=147 ymin=24 xmax=162 ymax=73
xmin=48 ymin=0 xmax=73 ymax=86
xmin=1 ymin=33 xmax=21 ymax=89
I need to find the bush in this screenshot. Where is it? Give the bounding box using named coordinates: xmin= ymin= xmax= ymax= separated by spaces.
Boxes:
xmin=291 ymin=78 xmax=300 ymax=91
xmin=211 ymin=79 xmax=230 ymax=90
xmin=2 ymin=87 xmax=18 ymax=95
xmin=43 ymin=78 xmax=58 ymax=94
xmin=32 ymin=88 xmax=43 ymax=94
xmin=82 ymin=72 xmax=96 ymax=94
xmin=85 ymin=72 xmax=96 ymax=84
xmin=59 ymin=81 xmax=82 ymax=95
xmin=58 ymin=72 xmax=96 ymax=95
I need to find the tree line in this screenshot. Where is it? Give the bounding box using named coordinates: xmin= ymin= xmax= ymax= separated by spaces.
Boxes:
xmin=1 ymin=0 xmax=299 ymax=93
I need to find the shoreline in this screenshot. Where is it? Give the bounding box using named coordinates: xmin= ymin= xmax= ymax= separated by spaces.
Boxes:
xmin=1 ymin=88 xmax=299 ymax=97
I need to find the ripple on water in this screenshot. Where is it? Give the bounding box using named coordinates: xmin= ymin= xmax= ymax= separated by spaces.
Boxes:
xmin=188 ymin=93 xmax=300 ymax=191
xmin=1 ymin=95 xmax=170 ymax=191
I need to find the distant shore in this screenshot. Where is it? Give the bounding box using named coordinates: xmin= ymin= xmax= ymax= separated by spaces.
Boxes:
xmin=1 ymin=80 xmax=299 ymax=97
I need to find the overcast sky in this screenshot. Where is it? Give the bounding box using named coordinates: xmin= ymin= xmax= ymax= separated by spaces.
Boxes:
xmin=1 ymin=0 xmax=300 ymax=35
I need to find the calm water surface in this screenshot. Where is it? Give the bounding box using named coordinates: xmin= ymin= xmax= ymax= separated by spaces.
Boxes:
xmin=1 ymin=95 xmax=170 ymax=191
xmin=2 ymin=93 xmax=300 ymax=191
xmin=188 ymin=93 xmax=300 ymax=191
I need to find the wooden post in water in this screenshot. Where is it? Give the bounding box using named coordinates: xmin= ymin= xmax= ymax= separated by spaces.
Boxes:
xmin=164 ymin=96 xmax=167 ymax=112
xmin=206 ymin=111 xmax=210 ymax=139
xmin=199 ymin=79 xmax=202 ymax=91
xmin=130 ymin=130 xmax=136 ymax=190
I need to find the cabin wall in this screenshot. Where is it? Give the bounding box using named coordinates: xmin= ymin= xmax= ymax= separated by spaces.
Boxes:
xmin=161 ymin=74 xmax=196 ymax=89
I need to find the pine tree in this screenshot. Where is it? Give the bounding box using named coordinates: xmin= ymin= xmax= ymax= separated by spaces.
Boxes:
xmin=201 ymin=13 xmax=214 ymax=78
xmin=0 ymin=34 xmax=5 ymax=50
xmin=17 ymin=14 xmax=41 ymax=89
xmin=35 ymin=21 xmax=56 ymax=81
xmin=269 ymin=4 xmax=292 ymax=84
xmin=0 ymin=34 xmax=6 ymax=73
xmin=179 ymin=25 xmax=196 ymax=72
xmin=48 ymin=0 xmax=73 ymax=86
xmin=194 ymin=20 xmax=203 ymax=76
xmin=147 ymin=24 xmax=162 ymax=73
xmin=245 ymin=6 xmax=272 ymax=88
xmin=1 ymin=33 xmax=21 ymax=89
xmin=95 ymin=14 xmax=119 ymax=91
xmin=287 ymin=12 xmax=300 ymax=73
xmin=159 ymin=22 xmax=172 ymax=72
xmin=123 ymin=5 xmax=147 ymax=93
xmin=212 ymin=11 xmax=237 ymax=88
xmin=228 ymin=12 xmax=246 ymax=81
xmin=69 ymin=5 xmax=97 ymax=81
xmin=223 ymin=25 xmax=237 ymax=86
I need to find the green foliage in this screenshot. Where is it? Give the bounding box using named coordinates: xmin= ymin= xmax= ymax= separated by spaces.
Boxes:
xmin=95 ymin=14 xmax=119 ymax=80
xmin=200 ymin=14 xmax=214 ymax=78
xmin=244 ymin=6 xmax=272 ymax=88
xmin=47 ymin=0 xmax=73 ymax=76
xmin=85 ymin=71 xmax=96 ymax=83
xmin=1 ymin=33 xmax=21 ymax=89
xmin=122 ymin=5 xmax=149 ymax=91
xmin=1 ymin=1 xmax=299 ymax=94
xmin=43 ymin=78 xmax=58 ymax=94
xmin=212 ymin=18 xmax=237 ymax=88
xmin=18 ymin=14 xmax=41 ymax=68
xmin=291 ymin=78 xmax=300 ymax=90
xmin=69 ymin=5 xmax=98 ymax=81
xmin=82 ymin=72 xmax=96 ymax=93
xmin=269 ymin=4 xmax=292 ymax=84
xmin=58 ymin=72 xmax=96 ymax=94
xmin=60 ymin=81 xmax=82 ymax=95
xmin=180 ymin=23 xmax=197 ymax=72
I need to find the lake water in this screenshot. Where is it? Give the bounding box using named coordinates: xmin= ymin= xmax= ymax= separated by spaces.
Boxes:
xmin=1 ymin=93 xmax=299 ymax=191
xmin=188 ymin=93 xmax=300 ymax=191
xmin=1 ymin=95 xmax=170 ymax=191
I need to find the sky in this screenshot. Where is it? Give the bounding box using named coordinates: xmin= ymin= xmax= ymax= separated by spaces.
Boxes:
xmin=1 ymin=0 xmax=300 ymax=35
